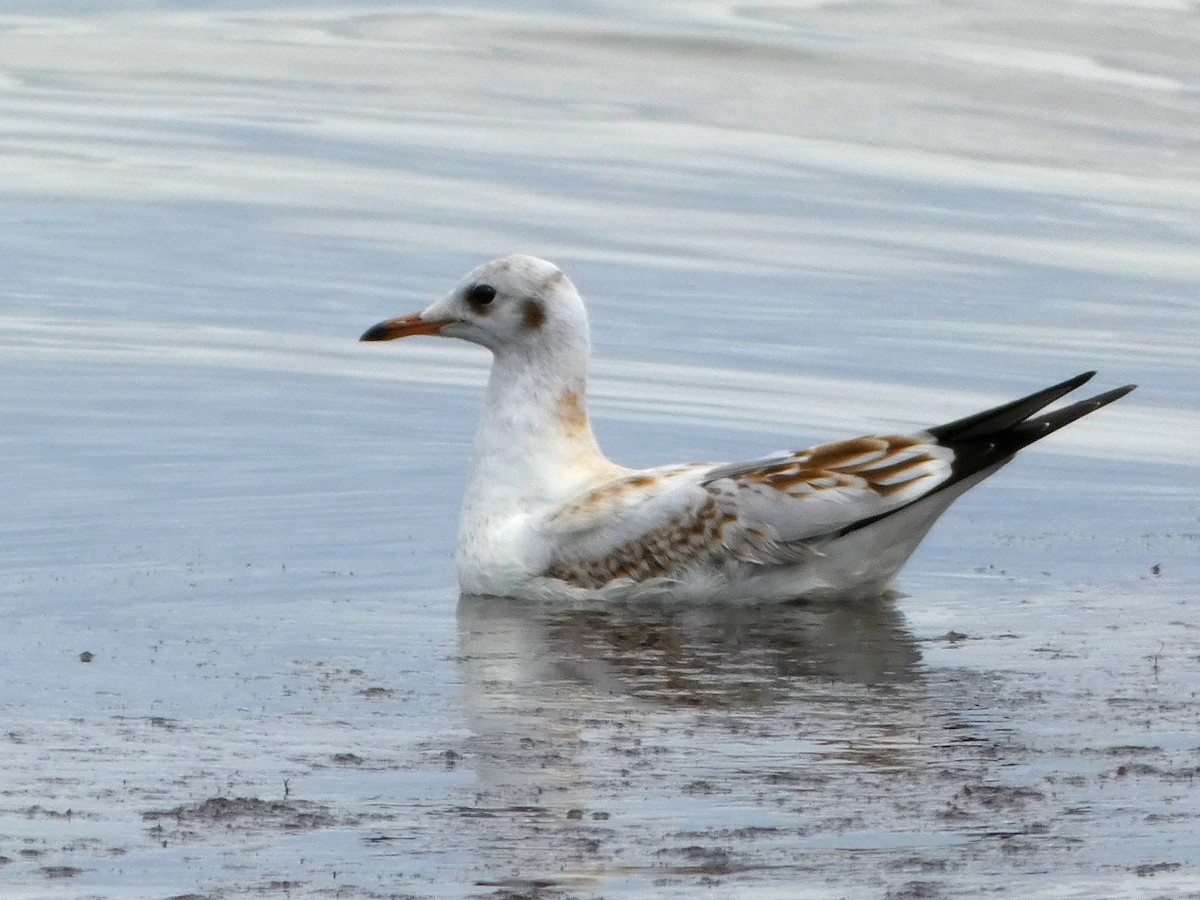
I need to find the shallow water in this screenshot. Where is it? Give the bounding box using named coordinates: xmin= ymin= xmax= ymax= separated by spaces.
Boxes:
xmin=2 ymin=2 xmax=1199 ymax=898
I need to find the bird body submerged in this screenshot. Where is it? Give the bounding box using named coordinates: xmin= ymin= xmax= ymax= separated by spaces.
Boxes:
xmin=361 ymin=255 xmax=1134 ymax=603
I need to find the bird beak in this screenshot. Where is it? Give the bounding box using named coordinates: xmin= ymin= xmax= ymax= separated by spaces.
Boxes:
xmin=359 ymin=313 xmax=451 ymax=342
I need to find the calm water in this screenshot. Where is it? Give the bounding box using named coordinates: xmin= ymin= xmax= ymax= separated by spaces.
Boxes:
xmin=2 ymin=2 xmax=1199 ymax=898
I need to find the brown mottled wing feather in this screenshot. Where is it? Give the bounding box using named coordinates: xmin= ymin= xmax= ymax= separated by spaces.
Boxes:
xmin=710 ymin=435 xmax=955 ymax=543
xmin=538 ymin=437 xmax=954 ymax=588
xmin=539 ymin=465 xmax=733 ymax=589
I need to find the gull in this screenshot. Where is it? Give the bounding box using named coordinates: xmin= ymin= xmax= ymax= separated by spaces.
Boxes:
xmin=361 ymin=255 xmax=1134 ymax=602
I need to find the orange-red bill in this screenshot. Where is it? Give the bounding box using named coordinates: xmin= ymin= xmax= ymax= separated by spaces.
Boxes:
xmin=359 ymin=313 xmax=450 ymax=342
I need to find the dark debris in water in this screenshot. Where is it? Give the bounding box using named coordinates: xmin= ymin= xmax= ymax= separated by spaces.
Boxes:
xmin=39 ymin=865 xmax=84 ymax=879
xmin=142 ymin=797 xmax=335 ymax=832
xmin=1134 ymin=862 xmax=1183 ymax=877
xmin=884 ymin=882 xmax=945 ymax=900
xmin=358 ymin=686 xmax=394 ymax=698
xmin=655 ymin=844 xmax=738 ymax=875
xmin=954 ymin=783 xmax=1046 ymax=809
xmin=1112 ymin=762 xmax=1200 ymax=780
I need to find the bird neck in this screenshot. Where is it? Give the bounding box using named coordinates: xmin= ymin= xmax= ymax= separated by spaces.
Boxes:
xmin=462 ymin=344 xmax=623 ymax=521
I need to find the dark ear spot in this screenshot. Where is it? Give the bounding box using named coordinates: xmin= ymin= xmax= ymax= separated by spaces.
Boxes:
xmin=522 ymin=298 xmax=546 ymax=331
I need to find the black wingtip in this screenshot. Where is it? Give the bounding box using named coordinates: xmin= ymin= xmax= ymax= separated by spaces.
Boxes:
xmin=923 ymin=372 xmax=1135 ymax=505
xmin=1065 ymin=381 xmax=1137 ymax=413
xmin=927 ymin=371 xmax=1098 ymax=443
xmin=816 ymin=375 xmax=1132 ymax=542
xmin=1047 ymin=370 xmax=1097 ymax=390
xmin=1105 ymin=383 xmax=1138 ymax=403
xmin=1013 ymin=383 xmax=1136 ymax=440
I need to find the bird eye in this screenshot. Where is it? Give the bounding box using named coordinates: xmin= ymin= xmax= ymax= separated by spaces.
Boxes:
xmin=466 ymin=284 xmax=497 ymax=309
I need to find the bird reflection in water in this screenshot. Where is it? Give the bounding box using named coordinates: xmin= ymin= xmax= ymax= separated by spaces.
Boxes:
xmin=456 ymin=594 xmax=930 ymax=784
xmin=452 ymin=596 xmax=942 ymax=889
xmin=457 ymin=593 xmax=921 ymax=712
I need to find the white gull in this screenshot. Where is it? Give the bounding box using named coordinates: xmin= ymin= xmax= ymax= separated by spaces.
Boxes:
xmin=361 ymin=255 xmax=1134 ymax=602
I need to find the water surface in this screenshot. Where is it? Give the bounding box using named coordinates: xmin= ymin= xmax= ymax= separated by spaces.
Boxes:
xmin=2 ymin=2 xmax=1198 ymax=897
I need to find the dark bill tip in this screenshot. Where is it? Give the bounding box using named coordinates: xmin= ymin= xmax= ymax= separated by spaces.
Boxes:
xmin=359 ymin=314 xmax=447 ymax=342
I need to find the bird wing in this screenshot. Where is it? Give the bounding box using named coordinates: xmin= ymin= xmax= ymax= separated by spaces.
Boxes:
xmin=705 ymin=434 xmax=955 ymax=542
xmin=536 ymin=372 xmax=1136 ymax=591
xmin=537 ymin=435 xmax=954 ymax=588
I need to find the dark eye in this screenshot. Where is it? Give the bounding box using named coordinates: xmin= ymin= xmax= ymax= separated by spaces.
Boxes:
xmin=466 ymin=284 xmax=497 ymax=309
